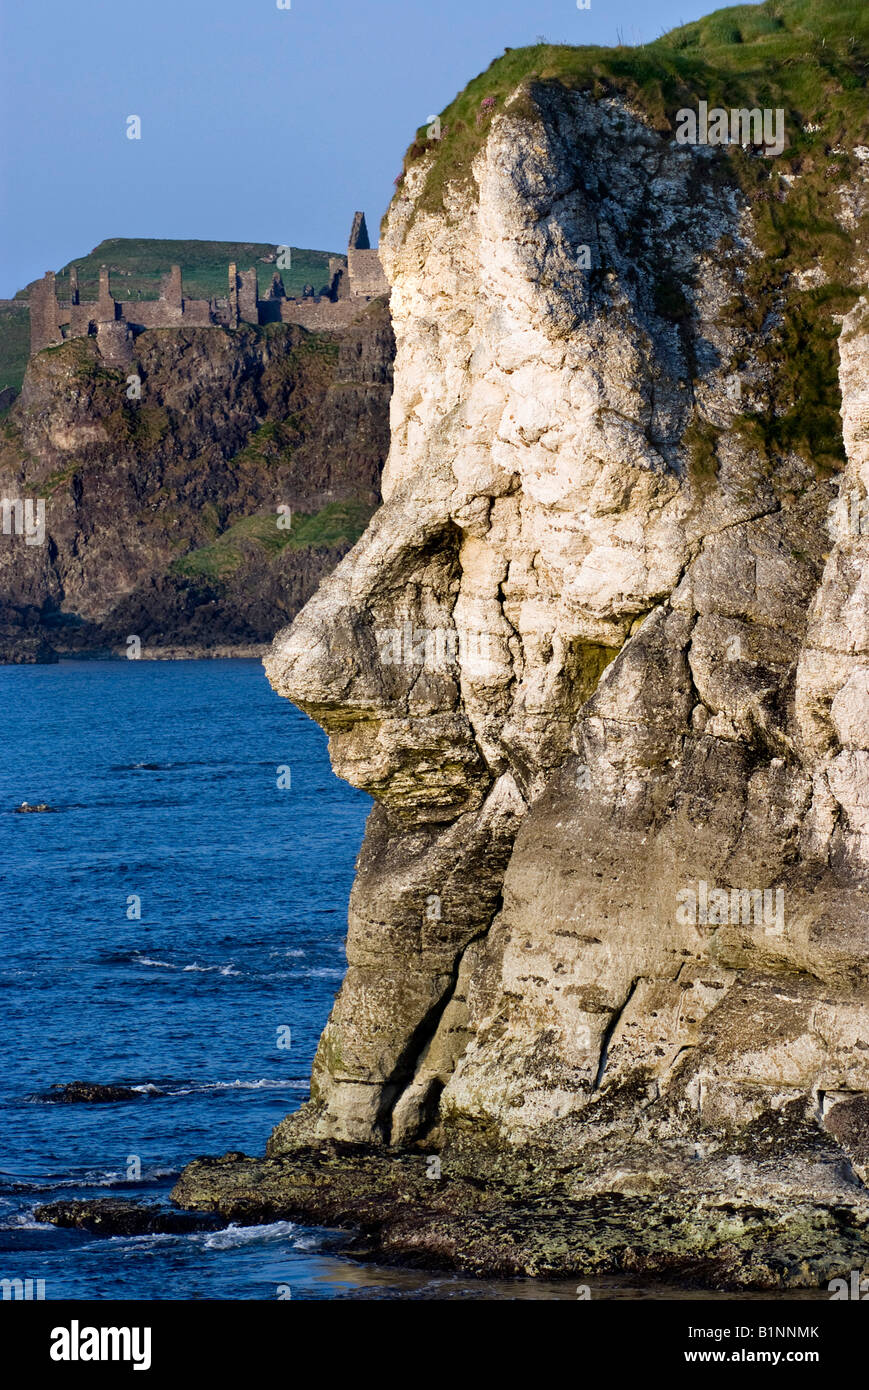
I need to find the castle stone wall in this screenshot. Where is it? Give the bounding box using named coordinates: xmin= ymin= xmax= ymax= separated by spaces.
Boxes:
xmin=125 ymin=299 xmax=183 ymax=329
xmin=174 ymin=299 xmax=213 ymax=326
xmin=348 ymin=248 xmax=389 ymax=297
xmin=30 ymin=274 xmax=63 ymax=354
xmin=27 ymin=214 xmax=389 ymax=357
xmin=97 ymin=268 xmax=116 ymax=323
xmin=69 ymin=304 xmax=95 ymax=337
xmin=96 ymin=321 xmax=134 ymax=367
xmin=278 ymin=298 xmax=377 ymax=331
xmin=239 ymin=269 xmax=258 ymax=323
xmin=162 ymin=265 xmax=183 ymax=309
xmin=348 ymin=211 xmax=370 ymax=250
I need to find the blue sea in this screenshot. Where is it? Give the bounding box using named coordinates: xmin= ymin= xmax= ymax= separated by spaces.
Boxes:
xmin=0 ymin=660 xmax=825 ymax=1302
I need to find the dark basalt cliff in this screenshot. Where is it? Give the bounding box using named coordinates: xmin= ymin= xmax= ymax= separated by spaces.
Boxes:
xmin=0 ymin=299 xmax=393 ymax=661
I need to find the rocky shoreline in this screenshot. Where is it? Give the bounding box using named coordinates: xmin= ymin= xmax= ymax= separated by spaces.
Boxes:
xmin=170 ymin=1154 xmax=865 ymax=1291
xmin=166 ymin=1088 xmax=869 ymax=1289
xmin=35 ymin=1198 xmax=222 ymax=1237
xmin=35 ymin=1089 xmax=869 ymax=1291
xmin=36 ymin=1104 xmax=868 ymax=1291
xmin=6 ymin=644 xmax=270 ymax=664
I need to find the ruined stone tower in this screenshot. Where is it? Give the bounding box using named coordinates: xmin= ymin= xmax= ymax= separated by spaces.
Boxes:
xmin=347 ymin=212 xmax=388 ymax=298
xmin=349 ymin=211 xmax=371 ymax=250
xmin=29 ymin=273 xmax=63 ymax=354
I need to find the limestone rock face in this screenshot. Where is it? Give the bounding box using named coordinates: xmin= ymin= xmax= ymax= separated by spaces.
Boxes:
xmin=265 ymin=82 xmax=868 ymax=1202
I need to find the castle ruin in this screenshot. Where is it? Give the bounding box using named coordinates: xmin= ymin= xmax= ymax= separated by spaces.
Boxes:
xmin=29 ymin=213 xmax=388 ymax=360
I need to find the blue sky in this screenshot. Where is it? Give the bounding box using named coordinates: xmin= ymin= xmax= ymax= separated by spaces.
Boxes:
xmin=1 ymin=0 xmax=728 ymax=296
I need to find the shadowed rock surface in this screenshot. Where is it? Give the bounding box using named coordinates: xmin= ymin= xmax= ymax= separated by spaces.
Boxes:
xmin=41 ymin=1081 xmax=157 ymax=1103
xmin=35 ymin=1198 xmax=221 ymax=1235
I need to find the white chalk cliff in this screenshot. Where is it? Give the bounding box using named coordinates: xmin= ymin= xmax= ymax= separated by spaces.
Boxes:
xmin=265 ymin=76 xmax=869 ymax=1215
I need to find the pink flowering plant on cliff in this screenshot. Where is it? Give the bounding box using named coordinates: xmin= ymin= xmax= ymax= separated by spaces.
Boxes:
xmin=476 ymin=95 xmax=497 ymax=126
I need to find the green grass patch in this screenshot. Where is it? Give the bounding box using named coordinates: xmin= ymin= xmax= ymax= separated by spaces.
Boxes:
xmin=286 ymin=499 xmax=376 ymax=549
xmin=36 ymin=462 xmax=80 ymax=498
xmin=685 ymin=415 xmax=722 ymax=494
xmin=398 ymin=0 xmax=868 ymax=223
xmin=0 ymin=301 xmax=30 ymax=391
xmin=229 ymin=420 xmax=297 ymax=468
xmin=170 ymin=500 xmax=377 ymax=581
xmin=260 ymin=332 xmax=340 ymax=400
xmin=736 ymin=281 xmax=857 ymax=469
xmin=38 ymin=335 xmax=103 ymax=378
xmin=105 ymin=403 xmax=170 ymax=448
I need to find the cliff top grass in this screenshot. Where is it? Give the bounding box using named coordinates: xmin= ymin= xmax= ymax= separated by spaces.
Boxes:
xmin=399 ymin=0 xmax=868 ymax=222
xmin=396 ymin=0 xmax=867 ymax=474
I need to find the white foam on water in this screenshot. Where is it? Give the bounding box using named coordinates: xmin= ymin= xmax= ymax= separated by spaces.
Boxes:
xmin=168 ymin=1078 xmax=307 ymax=1096
xmin=203 ymin=1220 xmax=297 ymax=1250
xmin=133 ymin=955 xmax=241 ymax=976
xmin=0 ymin=1210 xmax=54 ymax=1230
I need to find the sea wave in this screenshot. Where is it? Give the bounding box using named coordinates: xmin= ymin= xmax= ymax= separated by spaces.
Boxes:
xmin=132 ymin=954 xmax=241 ymax=976
xmin=22 ymin=1077 xmax=306 ymax=1107
xmin=167 ymin=1078 xmax=307 ymax=1096
xmin=0 ymin=1164 xmax=180 ymax=1197
xmin=202 ymin=1220 xmax=297 ymax=1250
xmin=0 ymin=1211 xmax=54 ymax=1231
